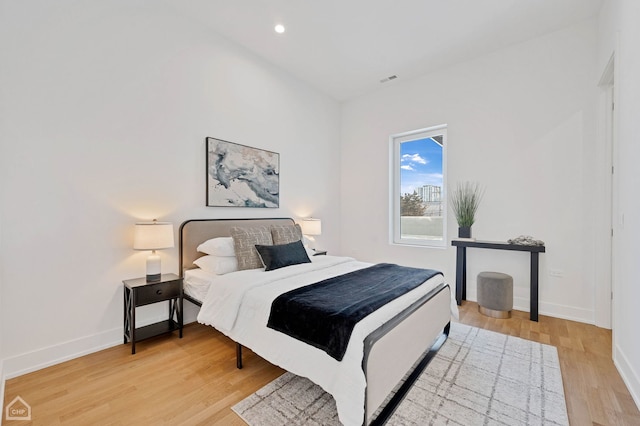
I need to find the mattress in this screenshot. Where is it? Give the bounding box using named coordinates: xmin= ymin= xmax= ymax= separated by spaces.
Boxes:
xmin=183 ymin=268 xmax=214 ymax=303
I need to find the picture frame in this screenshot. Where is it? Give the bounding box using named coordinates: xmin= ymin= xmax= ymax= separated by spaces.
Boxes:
xmin=206 ymin=137 xmax=280 ymax=208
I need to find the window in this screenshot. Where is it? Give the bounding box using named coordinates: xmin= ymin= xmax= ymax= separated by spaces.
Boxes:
xmin=390 ymin=125 xmax=447 ymax=247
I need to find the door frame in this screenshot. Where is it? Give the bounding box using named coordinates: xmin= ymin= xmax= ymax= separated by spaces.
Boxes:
xmin=595 ymin=51 xmax=617 ymax=332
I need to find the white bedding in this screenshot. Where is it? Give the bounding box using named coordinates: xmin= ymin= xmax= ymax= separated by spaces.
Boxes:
xmin=183 ymin=268 xmax=213 ymax=303
xmin=196 ymin=255 xmax=454 ymax=426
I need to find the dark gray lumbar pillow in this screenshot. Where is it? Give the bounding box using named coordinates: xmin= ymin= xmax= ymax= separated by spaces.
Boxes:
xmin=255 ymin=240 xmax=311 ymax=271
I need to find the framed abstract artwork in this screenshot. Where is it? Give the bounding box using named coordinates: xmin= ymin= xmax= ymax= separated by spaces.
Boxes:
xmin=206 ymin=137 xmax=280 ymax=208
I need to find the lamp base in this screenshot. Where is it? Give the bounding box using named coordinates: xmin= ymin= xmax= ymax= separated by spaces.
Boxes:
xmin=146 ymin=251 xmax=162 ymax=282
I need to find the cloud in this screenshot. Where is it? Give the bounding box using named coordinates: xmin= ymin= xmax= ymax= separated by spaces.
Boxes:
xmin=401 ymin=165 xmax=415 ymax=171
xmin=401 ymin=153 xmax=428 ymax=165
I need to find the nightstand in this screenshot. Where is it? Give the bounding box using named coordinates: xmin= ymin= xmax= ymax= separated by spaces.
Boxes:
xmin=313 ymin=250 xmax=327 ymax=256
xmin=123 ymin=273 xmax=183 ymax=354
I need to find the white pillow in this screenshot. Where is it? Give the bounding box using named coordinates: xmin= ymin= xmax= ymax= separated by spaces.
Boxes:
xmin=197 ymin=237 xmax=235 ymax=257
xmin=193 ymin=255 xmax=238 ymax=275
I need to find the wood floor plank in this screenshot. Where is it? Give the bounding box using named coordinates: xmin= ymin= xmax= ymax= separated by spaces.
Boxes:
xmin=3 ymin=302 xmax=640 ymax=425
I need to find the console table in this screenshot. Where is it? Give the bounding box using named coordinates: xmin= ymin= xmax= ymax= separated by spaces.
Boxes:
xmin=451 ymin=239 xmax=545 ymax=321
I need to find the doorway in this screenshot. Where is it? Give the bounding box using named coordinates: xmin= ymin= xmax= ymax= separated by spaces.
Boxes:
xmin=596 ymin=53 xmax=616 ymax=332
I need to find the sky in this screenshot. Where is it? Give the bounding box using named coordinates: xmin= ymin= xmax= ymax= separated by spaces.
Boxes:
xmin=400 ymin=137 xmax=443 ymax=195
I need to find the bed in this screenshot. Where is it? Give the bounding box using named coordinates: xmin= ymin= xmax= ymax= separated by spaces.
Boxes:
xmin=179 ymin=218 xmax=454 ymax=426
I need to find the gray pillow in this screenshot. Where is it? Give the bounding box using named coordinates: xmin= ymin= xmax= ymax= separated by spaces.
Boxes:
xmin=230 ymin=226 xmax=273 ymax=270
xmin=271 ymin=224 xmax=303 ymax=245
xmin=255 ymin=240 xmax=311 ymax=271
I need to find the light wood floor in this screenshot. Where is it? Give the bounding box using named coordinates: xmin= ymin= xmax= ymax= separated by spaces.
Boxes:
xmin=3 ymin=302 xmax=640 ymax=425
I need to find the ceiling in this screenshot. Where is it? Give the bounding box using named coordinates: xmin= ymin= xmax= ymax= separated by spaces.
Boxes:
xmin=164 ymin=0 xmax=603 ymax=101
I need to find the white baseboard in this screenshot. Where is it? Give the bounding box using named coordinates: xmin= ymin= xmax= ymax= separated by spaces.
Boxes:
xmin=465 ymin=295 xmax=595 ymax=324
xmin=3 ymin=327 xmax=122 ymax=380
xmin=614 ymin=344 xmax=640 ymax=411
xmin=512 ymin=296 xmax=595 ymax=324
xmin=3 ymin=315 xmax=170 ymax=380
xmin=532 ymin=299 xmax=594 ymax=325
xmin=183 ymin=302 xmax=200 ymax=325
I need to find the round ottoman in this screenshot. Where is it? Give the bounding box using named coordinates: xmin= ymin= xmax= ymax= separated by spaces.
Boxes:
xmin=477 ymin=271 xmax=513 ymax=318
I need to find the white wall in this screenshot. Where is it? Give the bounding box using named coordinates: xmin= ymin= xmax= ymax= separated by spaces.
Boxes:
xmin=0 ymin=1 xmax=341 ymax=378
xmin=0 ymin=219 xmax=4 ymax=410
xmin=597 ymin=0 xmax=640 ymax=409
xmin=341 ymin=20 xmax=599 ymax=323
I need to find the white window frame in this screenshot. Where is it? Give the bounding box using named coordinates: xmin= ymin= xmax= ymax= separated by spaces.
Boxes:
xmin=390 ymin=124 xmax=447 ymax=248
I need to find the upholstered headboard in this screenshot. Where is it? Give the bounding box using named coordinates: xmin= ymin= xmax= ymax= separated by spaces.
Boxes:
xmin=179 ymin=218 xmax=295 ymax=276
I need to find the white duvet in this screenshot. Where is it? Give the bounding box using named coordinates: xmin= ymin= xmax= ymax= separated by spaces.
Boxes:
xmin=197 ymin=255 xmax=451 ymax=426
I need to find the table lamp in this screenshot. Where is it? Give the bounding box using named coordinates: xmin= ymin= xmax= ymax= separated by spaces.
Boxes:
xmin=133 ymin=220 xmax=174 ymax=281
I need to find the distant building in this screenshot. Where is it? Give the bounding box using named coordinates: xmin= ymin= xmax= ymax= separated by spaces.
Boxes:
xmin=417 ymin=185 xmax=442 ymax=202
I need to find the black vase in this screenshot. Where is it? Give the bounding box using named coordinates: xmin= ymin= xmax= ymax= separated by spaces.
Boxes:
xmin=458 ymin=226 xmax=472 ymax=238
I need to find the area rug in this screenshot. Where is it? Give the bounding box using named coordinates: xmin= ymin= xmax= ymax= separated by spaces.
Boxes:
xmin=232 ymin=322 xmax=569 ymax=425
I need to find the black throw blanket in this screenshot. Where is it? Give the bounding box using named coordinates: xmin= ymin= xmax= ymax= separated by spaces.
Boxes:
xmin=267 ymin=263 xmax=442 ymax=361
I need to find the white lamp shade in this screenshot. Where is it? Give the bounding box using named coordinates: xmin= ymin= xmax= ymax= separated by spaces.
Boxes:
xmin=133 ymin=222 xmax=174 ymax=250
xmin=300 ymin=218 xmax=322 ymax=236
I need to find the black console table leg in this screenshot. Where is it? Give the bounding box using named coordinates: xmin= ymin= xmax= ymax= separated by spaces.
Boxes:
xmin=462 ymin=248 xmax=467 ymax=301
xmin=530 ymin=252 xmax=539 ymax=322
xmin=455 ymin=246 xmax=466 ymax=305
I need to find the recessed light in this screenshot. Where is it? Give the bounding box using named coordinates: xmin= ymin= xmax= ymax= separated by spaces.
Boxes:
xmin=274 ymin=24 xmax=285 ymax=34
